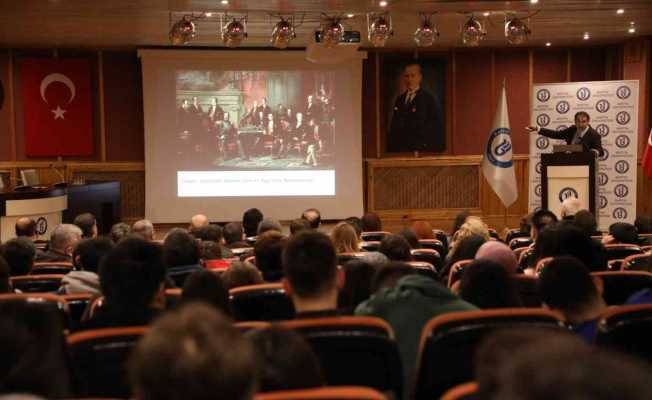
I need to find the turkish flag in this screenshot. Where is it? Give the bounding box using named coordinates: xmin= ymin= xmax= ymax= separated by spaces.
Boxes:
xmin=21 ymin=59 xmax=93 ymax=156
xmin=642 ymin=128 xmax=652 ymax=179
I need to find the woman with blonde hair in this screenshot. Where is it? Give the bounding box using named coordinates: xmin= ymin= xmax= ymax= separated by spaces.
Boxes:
xmin=330 ymin=222 xmax=360 ymax=254
xmin=447 ymin=216 xmax=490 ymax=261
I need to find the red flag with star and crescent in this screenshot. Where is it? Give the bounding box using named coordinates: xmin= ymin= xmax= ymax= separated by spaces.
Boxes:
xmin=642 ymin=127 xmax=652 ymax=179
xmin=21 ymin=59 xmax=93 ymax=156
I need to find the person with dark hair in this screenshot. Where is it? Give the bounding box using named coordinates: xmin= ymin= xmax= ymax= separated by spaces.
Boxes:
xmin=573 ymin=209 xmax=600 ymax=236
xmin=439 ymin=233 xmax=486 ymax=282
xmin=221 ymin=261 xmax=263 ymax=290
xmin=247 ymin=326 xmax=325 ymax=393
xmin=538 ymin=256 xmax=606 ymax=342
xmin=530 ymin=209 xmax=558 ymax=240
xmin=361 ymin=212 xmax=382 ymax=232
xmin=344 ymin=217 xmax=363 ymax=239
xmin=289 ymin=218 xmax=311 ymax=236
xmin=132 ymin=219 xmax=155 ymax=241
xmin=411 ymin=220 xmax=436 ymax=240
xmin=0 ymin=237 xmax=35 ymax=276
xmin=527 ymin=111 xmax=604 ymax=157
xmin=129 ymin=303 xmax=256 ymax=400
xmin=223 ymin=222 xmax=249 ymax=249
xmin=301 ymin=208 xmax=321 ymax=229
xmin=531 ymin=223 xmax=607 ymax=272
xmin=258 ymin=218 xmax=282 ymax=235
xmin=181 ymin=270 xmax=230 ymax=316
xmin=73 ymin=212 xmax=98 ymax=239
xmin=243 ymin=208 xmax=264 ymax=238
xmin=35 ymin=224 xmax=82 ymax=263
xmin=605 ymin=222 xmax=639 ymax=245
xmin=282 ymin=231 xmax=343 ymax=317
xmin=255 ymin=231 xmax=287 ymax=282
xmin=338 ymin=260 xmax=376 ymax=311
xmin=0 ymin=255 xmax=11 ymax=293
xmin=190 ymin=224 xmax=222 ymax=242
xmin=396 ymin=228 xmax=419 ymax=249
xmin=379 ymin=234 xmax=412 ymax=261
xmin=450 ymin=210 xmax=470 ymax=237
xmin=163 ymin=228 xmax=202 ymax=287
xmin=459 ymin=260 xmax=521 ymax=309
xmin=84 ymin=237 xmax=166 ymax=329
xmin=15 ymin=217 xmax=37 ymax=239
xmin=199 ymin=240 xmax=223 ymax=263
xmin=370 ymin=262 xmax=416 ymax=294
xmin=110 ymin=222 xmax=132 ymax=243
xmin=61 ymin=238 xmax=114 ymax=295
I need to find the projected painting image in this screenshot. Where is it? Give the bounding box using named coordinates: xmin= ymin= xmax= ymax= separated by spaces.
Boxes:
xmin=175 ymin=70 xmax=336 ymax=170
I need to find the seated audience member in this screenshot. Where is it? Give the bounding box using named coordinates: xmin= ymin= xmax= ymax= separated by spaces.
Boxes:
xmin=255 ymin=231 xmax=287 ymax=282
xmin=84 ymin=237 xmax=166 ymax=329
xmin=223 ymin=222 xmax=250 ymax=249
xmin=193 ymin=225 xmax=233 ymax=258
xmin=15 ymin=217 xmax=38 ymax=240
xmin=221 ymin=261 xmax=264 ymax=290
xmin=110 ymin=222 xmax=132 ymax=243
xmin=35 ymin=224 xmax=82 ymax=263
xmin=538 ymin=256 xmax=606 ymax=342
xmin=338 ymin=260 xmax=376 ymax=311
xmin=356 ymin=273 xmax=476 ymax=391
xmin=0 ymin=300 xmax=72 ymax=398
xmin=635 ymin=215 xmax=652 ymax=245
xmin=247 ymin=326 xmax=325 ymax=393
xmin=243 ymin=208 xmax=264 ymax=238
xmin=370 ymin=262 xmax=416 ymax=293
xmin=181 ymin=270 xmax=230 ymax=316
xmin=331 ymin=221 xmax=361 ymax=254
xmin=163 ymin=228 xmax=202 ymax=287
xmin=61 ymin=238 xmax=114 ymax=295
xmin=379 ymin=234 xmax=412 ymax=262
xmin=73 ymin=212 xmax=98 ymax=239
xmin=458 ymin=260 xmax=522 ymax=309
xmin=450 ymin=210 xmax=471 ymax=237
xmin=474 ymin=241 xmax=518 ymax=274
xmin=128 ymin=303 xmax=255 ymax=400
xmin=301 ymin=208 xmax=321 ymax=229
xmin=411 ymin=220 xmax=436 ymax=240
xmin=199 ymin=241 xmax=224 ymax=265
xmin=530 ymin=209 xmax=558 ymax=241
xmin=604 ymin=222 xmax=639 ymax=245
xmin=0 ymin=255 xmax=11 ymax=293
xmin=258 ymin=218 xmax=282 ymax=235
xmin=189 ymin=214 xmax=209 ymax=231
xmin=361 ymin=212 xmax=382 ymax=232
xmin=397 ymin=228 xmax=420 ymax=249
xmin=530 ymin=223 xmax=607 ymax=272
xmin=282 ymin=231 xmax=343 ymax=318
xmin=560 ymin=197 xmax=582 ymax=220
xmin=440 ymin=233 xmax=487 ymax=282
xmin=344 ymin=216 xmax=363 ymax=239
xmin=132 ymin=219 xmax=155 ymax=241
xmin=573 ymin=209 xmax=601 ymax=237
xmin=0 ymin=237 xmax=36 ymax=276
xmin=289 ymin=218 xmax=311 ymax=236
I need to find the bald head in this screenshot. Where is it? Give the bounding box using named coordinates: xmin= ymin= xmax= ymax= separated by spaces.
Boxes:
xmin=560 ymin=197 xmax=583 ymax=219
xmin=475 ymin=241 xmax=518 ymax=274
xmin=190 ymin=214 xmax=209 ymax=230
xmin=133 ymin=219 xmax=155 ymax=241
xmin=15 ymin=217 xmax=37 ymax=239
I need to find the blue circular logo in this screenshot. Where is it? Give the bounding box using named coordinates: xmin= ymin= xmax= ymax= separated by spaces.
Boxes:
xmin=36 ymin=217 xmax=48 ymax=236
xmin=599 ymin=148 xmax=609 ymax=161
xmin=599 ymin=196 xmax=608 ymax=209
xmin=537 ymin=89 xmax=551 ymax=102
xmin=559 ymin=187 xmax=579 ymax=202
xmin=537 ymin=114 xmax=551 ymax=127
xmin=615 ymin=135 xmax=631 ymax=148
xmin=613 ymin=207 xmax=628 ymax=219
xmin=485 ymin=128 xmax=513 ymax=168
xmin=595 ymin=124 xmax=610 ymax=137
xmin=598 ymin=172 xmax=609 ymax=186
xmin=616 ymin=111 xmax=631 ymax=125
xmin=614 ymin=184 xmax=629 ymax=198
xmin=536 ymin=136 xmax=550 ymax=150
xmin=556 ymin=100 xmax=570 ymax=114
xmin=596 ymin=99 xmax=610 ymax=113
xmin=535 ymin=184 xmax=542 ymax=197
xmin=577 ymin=87 xmax=591 ymax=101
xmin=557 ymin=125 xmax=568 ymax=131
xmin=535 ymin=162 xmax=542 ymax=174
xmin=616 ymin=85 xmax=632 ymax=99
xmin=615 ymin=160 xmax=630 ymax=174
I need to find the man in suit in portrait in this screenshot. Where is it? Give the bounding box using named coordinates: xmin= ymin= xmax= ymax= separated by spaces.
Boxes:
xmin=388 ymin=63 xmax=442 ymax=153
xmin=526 ymin=111 xmax=604 ymax=157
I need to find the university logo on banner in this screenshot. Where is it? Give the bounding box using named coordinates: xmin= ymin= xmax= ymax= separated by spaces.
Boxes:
xmin=21 ymin=59 xmax=93 ymax=156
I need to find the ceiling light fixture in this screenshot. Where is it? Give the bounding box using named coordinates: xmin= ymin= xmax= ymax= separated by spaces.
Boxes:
xmin=461 ymin=15 xmax=486 ymax=46
xmin=169 ymin=16 xmax=196 ymax=45
xmin=367 ymin=13 xmax=393 ymax=47
xmin=617 ymin=9 xmax=625 ymax=14
xmin=270 ymin=17 xmax=296 ymax=49
xmin=221 ymin=0 xmax=228 ymax=4
xmin=546 ymin=42 xmax=551 ymax=47
xmin=204 ymin=12 xmax=213 ymax=17
xmin=483 ymin=12 xmax=490 ymax=17
xmin=505 ymin=15 xmax=531 ymax=45
xmin=530 ymin=0 xmax=539 ymax=3
xmin=221 ymin=16 xmax=247 ymax=47
xmin=414 ymin=12 xmax=439 ymax=47
xmin=319 ymin=16 xmax=344 ymax=47
xmin=583 ymin=32 xmax=590 ymax=40
xmin=379 ymin=1 xmax=388 ymax=7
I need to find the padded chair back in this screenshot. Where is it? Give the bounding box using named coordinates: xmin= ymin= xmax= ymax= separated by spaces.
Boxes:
xmin=414 ymin=308 xmax=564 ymax=400
xmin=234 ymin=321 xmax=271 ymax=332
xmin=407 ymin=261 xmax=438 ymax=281
xmin=604 ymin=244 xmax=643 ymax=261
xmin=31 ymin=262 xmax=74 ymax=275
xmin=361 ymin=231 xmax=391 ymax=242
xmin=505 ymin=228 xmax=529 ymax=245
xmin=448 ymin=259 xmax=473 ymax=288
xmin=205 ymin=258 xmax=234 ymax=271
xmin=0 ymin=293 xmax=71 ymax=331
xmin=597 ymin=304 xmax=652 ymax=363
xmin=165 ymin=288 xmax=182 ymax=308
xmin=431 ymin=229 xmax=449 ymax=251
xmin=229 ymin=283 xmax=295 ymax=321
xmin=10 ymin=274 xmax=64 ymax=293
xmin=487 ymin=228 xmax=499 ymax=240
xmin=60 ymin=293 xmax=94 ymax=329
xmin=337 ymin=252 xmax=368 ymax=265
xmin=232 ymin=246 xmax=255 ymax=260
xmin=411 ymin=248 xmax=442 ymax=272
xmin=280 ymin=317 xmax=402 ymax=398
xmin=255 ymin=386 xmax=387 ymax=400
xmin=33 ymin=239 xmax=49 ymax=251
xmin=508 ymin=237 xmax=533 ymax=250
xmin=440 ymin=382 xmax=479 ymax=400
xmin=360 ymin=241 xmax=381 ymax=252
xmin=67 ymin=326 xmax=148 ymax=398
xmin=621 ymin=253 xmax=651 ymax=272
xmin=418 ymin=239 xmax=446 ymax=257
xmin=592 ymin=271 xmax=652 ymax=305
xmin=511 ymin=275 xmax=541 ymax=307
xmin=534 ymin=256 xmax=554 ymax=275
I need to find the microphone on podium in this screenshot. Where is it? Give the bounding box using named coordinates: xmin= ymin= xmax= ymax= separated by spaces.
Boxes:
xmin=50 ymin=156 xmax=67 ymax=188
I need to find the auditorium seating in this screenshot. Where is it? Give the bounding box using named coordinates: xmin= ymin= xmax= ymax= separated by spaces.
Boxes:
xmin=360 ymin=241 xmax=381 ymax=252
xmin=448 ymin=259 xmax=473 ymax=288
xmin=280 ymin=317 xmax=403 ymax=399
xmin=597 ymin=304 xmax=652 ymax=364
xmin=414 ymin=308 xmax=565 ymax=400
xmin=31 ymin=261 xmax=74 ymax=275
xmin=505 ymin=228 xmax=529 ymax=245
xmin=337 ymin=252 xmax=368 ymax=265
xmin=604 ymin=244 xmax=643 ymax=261
xmin=61 ymin=292 xmax=94 ymax=329
xmin=534 ymin=257 xmax=554 ymax=275
xmin=410 ymin=248 xmax=442 ymax=272
xmin=234 ymin=320 xmax=271 ymax=331
xmin=592 ymin=271 xmax=652 ymax=305
xmin=418 ymin=239 xmax=446 ymax=257
xmin=255 ymin=386 xmax=387 ymax=400
xmin=360 ymin=231 xmax=391 ymax=242
xmin=407 ymin=261 xmax=438 ymax=281
xmin=621 ymin=253 xmax=651 ymax=272
xmin=232 ymin=246 xmax=255 ymax=260
xmin=0 ymin=292 xmax=72 ymax=331
xmin=67 ymin=326 xmax=148 ymax=398
xmin=508 ymin=237 xmax=532 ymax=250
xmin=440 ymin=382 xmax=478 ymax=400
xmin=10 ymin=274 xmax=64 ymax=293
xmin=229 ymin=283 xmax=295 ymax=321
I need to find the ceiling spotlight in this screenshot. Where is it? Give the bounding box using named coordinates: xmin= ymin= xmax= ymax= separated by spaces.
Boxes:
xmin=347 ymin=13 xmax=355 ymax=18
xmin=221 ymin=0 xmax=228 ymax=4
xmin=367 ymin=13 xmax=393 ymax=47
xmin=629 ymin=27 xmax=636 ymax=34
xmin=530 ymin=0 xmax=539 ymax=3
xmin=483 ymin=12 xmax=490 ymax=17
xmin=222 ymin=17 xmax=247 ymax=47
xmin=319 ymin=17 xmax=344 ymax=47
xmin=204 ymin=12 xmax=213 ymax=17
xmin=379 ymin=1 xmax=388 ymax=7
xmin=505 ymin=16 xmax=531 ymax=45
xmin=169 ymin=16 xmax=196 ymax=45
xmin=545 ymin=42 xmax=551 ymax=47
xmin=583 ymin=32 xmax=590 ymax=40
xmin=461 ymin=16 xmax=485 ymax=46
xmin=414 ymin=13 xmax=439 ymax=47
xmin=617 ymin=9 xmax=625 ymax=14
xmin=270 ymin=17 xmax=296 ymax=49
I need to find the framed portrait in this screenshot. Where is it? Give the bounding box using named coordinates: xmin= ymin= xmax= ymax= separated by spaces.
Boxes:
xmin=381 ymin=54 xmax=447 ymax=154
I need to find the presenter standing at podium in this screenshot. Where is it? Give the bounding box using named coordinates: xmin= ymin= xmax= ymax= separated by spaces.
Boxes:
xmin=526 ymin=111 xmax=604 ymax=157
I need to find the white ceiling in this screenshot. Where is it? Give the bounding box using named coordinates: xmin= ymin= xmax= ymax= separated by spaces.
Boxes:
xmin=0 ymin=0 xmax=650 ymax=48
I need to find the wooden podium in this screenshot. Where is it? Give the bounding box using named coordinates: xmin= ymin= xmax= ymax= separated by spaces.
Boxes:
xmin=541 ymin=152 xmax=596 ymax=218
